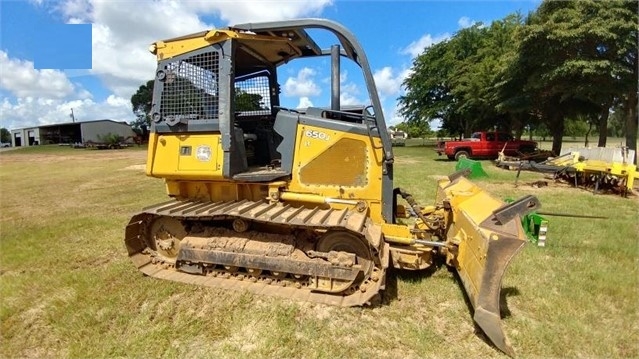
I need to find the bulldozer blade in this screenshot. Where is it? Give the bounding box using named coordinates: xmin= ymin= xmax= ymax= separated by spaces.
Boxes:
xmin=438 ymin=177 xmax=538 ymax=356
xmin=462 ymin=235 xmax=525 ymax=357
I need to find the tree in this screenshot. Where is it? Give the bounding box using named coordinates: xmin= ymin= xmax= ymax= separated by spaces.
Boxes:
xmin=618 ymin=1 xmax=638 ymax=164
xmin=503 ymin=0 xmax=638 ymax=155
xmin=399 ymin=40 xmax=455 ymax=134
xmin=130 ymin=80 xmax=154 ymax=138
xmin=394 ymin=121 xmax=432 ymax=139
xmin=399 ymin=27 xmax=488 ymax=138
xmin=0 ymin=128 xmax=10 ymax=143
xmin=400 ymin=16 xmax=526 ymax=138
xmin=235 ymin=88 xmax=264 ymax=111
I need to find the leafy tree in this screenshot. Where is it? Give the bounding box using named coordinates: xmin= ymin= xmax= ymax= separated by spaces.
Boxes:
xmin=617 ymin=1 xmax=638 ymax=163
xmin=399 ymin=40 xmax=454 ymax=134
xmin=1 ymin=128 xmax=10 ymax=143
xmin=564 ymin=116 xmax=590 ymax=139
xmin=235 ymin=88 xmax=264 ymax=111
xmin=394 ymin=121 xmax=432 ymax=139
xmin=400 ymin=16 xmax=526 ymax=138
xmin=503 ymin=0 xmax=637 ymax=155
xmin=401 ymin=1 xmax=636 ymax=159
xmin=131 ymin=80 xmax=154 ymax=118
xmin=444 ymin=24 xmax=493 ymax=136
xmin=607 ymin=108 xmax=626 ymax=138
xmin=130 ymin=80 xmax=154 ymax=138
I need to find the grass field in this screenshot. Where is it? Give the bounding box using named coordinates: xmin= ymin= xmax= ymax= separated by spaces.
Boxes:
xmin=1 ymin=144 xmax=637 ymax=358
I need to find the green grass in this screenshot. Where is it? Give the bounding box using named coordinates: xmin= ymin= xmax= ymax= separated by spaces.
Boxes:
xmin=1 ymin=145 xmax=637 ymax=358
xmin=0 ymin=144 xmax=148 ymax=155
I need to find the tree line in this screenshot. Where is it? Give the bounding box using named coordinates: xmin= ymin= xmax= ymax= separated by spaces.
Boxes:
xmin=398 ymin=0 xmax=637 ymax=160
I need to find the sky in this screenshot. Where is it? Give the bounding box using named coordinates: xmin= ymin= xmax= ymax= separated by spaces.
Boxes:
xmin=0 ymin=0 xmax=541 ymax=131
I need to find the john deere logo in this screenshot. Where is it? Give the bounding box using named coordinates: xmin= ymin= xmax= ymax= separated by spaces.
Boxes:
xmin=196 ymin=145 xmax=212 ymax=162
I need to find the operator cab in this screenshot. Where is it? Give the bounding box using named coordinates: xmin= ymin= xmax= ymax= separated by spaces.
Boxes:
xmin=150 ymin=23 xmax=388 ymax=181
xmin=230 ymin=29 xmax=377 ymax=181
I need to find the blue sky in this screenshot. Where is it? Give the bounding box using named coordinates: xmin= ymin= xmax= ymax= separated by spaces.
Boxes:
xmin=0 ymin=0 xmax=540 ymax=130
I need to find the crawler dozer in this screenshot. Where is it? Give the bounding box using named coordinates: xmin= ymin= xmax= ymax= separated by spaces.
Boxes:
xmin=125 ymin=19 xmax=540 ymax=356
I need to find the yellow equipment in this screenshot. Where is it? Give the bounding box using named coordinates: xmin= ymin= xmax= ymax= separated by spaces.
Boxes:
xmin=125 ymin=19 xmax=540 ymax=356
xmin=548 ymin=149 xmax=637 ymax=195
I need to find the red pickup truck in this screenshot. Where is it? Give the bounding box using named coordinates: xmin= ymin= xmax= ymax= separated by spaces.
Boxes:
xmin=436 ymin=131 xmax=537 ymax=160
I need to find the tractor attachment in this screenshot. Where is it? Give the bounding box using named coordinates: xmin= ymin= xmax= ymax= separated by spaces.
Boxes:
xmin=437 ymin=176 xmax=541 ymax=356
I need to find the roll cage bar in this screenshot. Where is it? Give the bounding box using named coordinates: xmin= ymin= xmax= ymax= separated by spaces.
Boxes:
xmin=231 ymin=18 xmax=394 ymax=163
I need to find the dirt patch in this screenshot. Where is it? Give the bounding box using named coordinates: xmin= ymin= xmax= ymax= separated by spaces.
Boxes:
xmin=394 ymin=157 xmax=422 ymax=165
xmin=0 ymin=153 xmax=75 ymax=163
xmin=304 ymin=303 xmax=335 ymax=320
xmin=122 ymin=164 xmax=146 ymax=171
xmin=428 ymin=175 xmax=448 ymax=181
xmin=0 ymin=150 xmax=146 ymax=164
xmin=511 ymin=178 xmax=637 ymax=198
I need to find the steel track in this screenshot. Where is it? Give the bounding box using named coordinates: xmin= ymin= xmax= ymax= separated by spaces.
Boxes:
xmin=125 ymin=199 xmax=389 ymax=306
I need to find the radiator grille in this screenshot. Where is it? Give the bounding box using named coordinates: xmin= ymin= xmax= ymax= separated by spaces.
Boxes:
xmin=299 ymin=138 xmax=369 ymax=187
xmin=159 ymin=51 xmax=220 ymax=125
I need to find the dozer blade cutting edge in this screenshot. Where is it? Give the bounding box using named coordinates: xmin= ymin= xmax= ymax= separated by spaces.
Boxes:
xmin=438 ymin=176 xmax=540 ymax=356
xmin=469 ymin=235 xmax=525 ymax=357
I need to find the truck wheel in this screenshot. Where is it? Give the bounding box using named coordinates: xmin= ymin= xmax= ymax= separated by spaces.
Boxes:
xmin=455 ymin=150 xmax=469 ymax=161
xmin=519 ymin=146 xmax=535 ymax=154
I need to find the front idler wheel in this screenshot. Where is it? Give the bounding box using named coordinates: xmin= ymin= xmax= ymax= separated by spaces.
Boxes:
xmin=148 ymin=217 xmax=187 ymax=264
xmin=314 ymin=231 xmax=373 ymax=293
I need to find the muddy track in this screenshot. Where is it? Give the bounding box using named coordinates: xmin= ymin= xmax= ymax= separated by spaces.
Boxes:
xmin=125 ymin=199 xmax=389 ymax=306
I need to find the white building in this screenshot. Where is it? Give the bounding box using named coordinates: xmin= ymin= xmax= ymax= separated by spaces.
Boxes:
xmin=11 ymin=119 xmax=136 ymax=147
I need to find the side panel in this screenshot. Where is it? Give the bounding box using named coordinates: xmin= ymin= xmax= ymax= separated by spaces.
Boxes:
xmin=287 ymin=123 xmax=385 ymax=223
xmin=147 ymin=132 xmax=224 ymax=180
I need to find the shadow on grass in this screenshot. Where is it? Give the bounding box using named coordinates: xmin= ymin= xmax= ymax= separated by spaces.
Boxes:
xmin=450 ymin=267 xmax=520 ymax=319
xmin=380 ymin=259 xmax=522 ymax=352
xmin=381 ymin=259 xmax=443 ymax=305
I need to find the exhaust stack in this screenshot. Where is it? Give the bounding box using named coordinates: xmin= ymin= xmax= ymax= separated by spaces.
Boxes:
xmin=331 ymin=44 xmax=340 ymax=111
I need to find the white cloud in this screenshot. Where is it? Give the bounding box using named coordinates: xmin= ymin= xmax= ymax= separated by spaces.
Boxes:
xmin=339 ymin=92 xmax=360 ymax=107
xmin=85 ymin=2 xmax=215 ymax=98
xmin=284 ymin=67 xmax=321 ymax=97
xmin=183 ymin=0 xmax=333 ymax=24
xmin=0 ymin=51 xmax=131 ymax=130
xmin=58 ymin=0 xmax=92 ymax=22
xmin=401 ymin=33 xmax=450 ymax=58
xmin=0 ymin=95 xmax=132 ymax=130
xmin=458 ymin=16 xmax=476 ymax=29
xmin=373 ymin=67 xmax=411 ymax=99
xmin=297 ymin=96 xmax=314 ymax=109
xmin=370 ymin=65 xmax=414 ymax=127
xmin=55 ymin=0 xmax=334 ymax=97
xmin=339 ymin=81 xmax=361 ymax=106
xmin=0 ymin=51 xmax=75 ymax=99
xmin=2 ymin=0 xmax=335 ymax=130
xmin=385 ymin=106 xmax=405 ymax=126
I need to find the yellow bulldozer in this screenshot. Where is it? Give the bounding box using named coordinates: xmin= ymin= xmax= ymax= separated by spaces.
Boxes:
xmin=125 ymin=19 xmax=540 ymax=356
